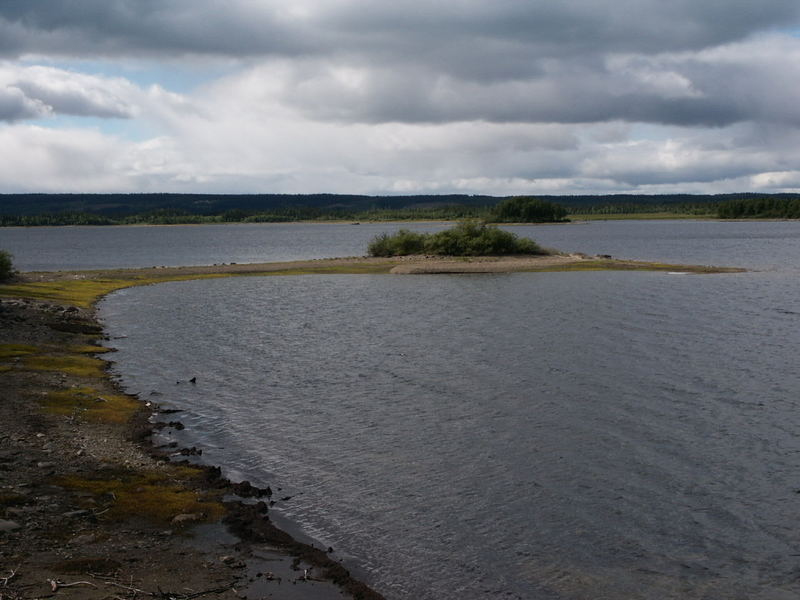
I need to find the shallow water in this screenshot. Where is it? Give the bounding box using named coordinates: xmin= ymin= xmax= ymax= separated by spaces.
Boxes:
xmin=97 ymin=220 xmax=800 ymax=599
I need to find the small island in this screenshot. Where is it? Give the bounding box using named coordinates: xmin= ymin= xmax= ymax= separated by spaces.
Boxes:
xmin=367 ymin=220 xmax=548 ymax=257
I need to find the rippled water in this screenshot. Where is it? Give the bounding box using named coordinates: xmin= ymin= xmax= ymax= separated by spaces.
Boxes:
xmin=0 ymin=222 xmax=451 ymax=271
xmin=97 ymin=220 xmax=800 ymax=599
xmin=3 ymin=219 xmax=800 ymax=272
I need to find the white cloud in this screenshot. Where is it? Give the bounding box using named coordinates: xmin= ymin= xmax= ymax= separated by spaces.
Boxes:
xmin=0 ymin=125 xmax=129 ymax=191
xmin=0 ymin=63 xmax=146 ymax=121
xmin=2 ymin=2 xmax=800 ymax=194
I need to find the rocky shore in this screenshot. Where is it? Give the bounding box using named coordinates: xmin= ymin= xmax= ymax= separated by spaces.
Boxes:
xmin=0 ymin=294 xmax=385 ymax=600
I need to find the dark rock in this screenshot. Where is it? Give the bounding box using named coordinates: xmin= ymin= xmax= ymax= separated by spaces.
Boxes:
xmin=0 ymin=519 xmax=21 ymax=532
xmin=231 ymin=480 xmax=269 ymax=498
xmin=47 ymin=321 xmax=103 ymax=335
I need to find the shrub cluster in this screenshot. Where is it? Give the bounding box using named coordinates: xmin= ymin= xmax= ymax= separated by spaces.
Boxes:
xmin=368 ymin=221 xmax=546 ymax=257
xmin=0 ymin=250 xmax=13 ymax=281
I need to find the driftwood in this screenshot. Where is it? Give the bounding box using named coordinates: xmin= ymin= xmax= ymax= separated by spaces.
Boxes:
xmin=1 ymin=568 xmax=19 ymax=587
xmin=104 ymin=580 xmax=231 ymax=599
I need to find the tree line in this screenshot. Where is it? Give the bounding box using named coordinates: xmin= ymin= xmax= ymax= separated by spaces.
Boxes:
xmin=2 ymin=195 xmax=800 ymax=226
xmin=717 ymin=197 xmax=800 ymax=219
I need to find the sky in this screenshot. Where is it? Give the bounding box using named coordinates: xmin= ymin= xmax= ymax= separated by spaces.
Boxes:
xmin=2 ymin=1 xmax=800 ymax=196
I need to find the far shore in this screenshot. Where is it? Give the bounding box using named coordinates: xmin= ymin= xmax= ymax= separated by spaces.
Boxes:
xmin=0 ymin=214 xmax=725 ymax=229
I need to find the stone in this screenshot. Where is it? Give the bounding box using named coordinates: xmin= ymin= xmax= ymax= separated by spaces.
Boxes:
xmin=69 ymin=534 xmax=96 ymax=545
xmin=0 ymin=519 xmax=21 ymax=533
xmin=171 ymin=513 xmax=203 ymax=525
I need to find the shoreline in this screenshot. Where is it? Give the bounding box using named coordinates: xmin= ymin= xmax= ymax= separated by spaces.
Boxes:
xmin=0 ymin=254 xmax=745 ymax=599
xmin=0 ymin=295 xmax=385 ymax=599
xmin=4 ymin=215 xmax=764 ymax=230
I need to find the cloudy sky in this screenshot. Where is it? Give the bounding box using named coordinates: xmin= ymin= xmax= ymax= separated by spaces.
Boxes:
xmin=2 ymin=1 xmax=800 ymax=195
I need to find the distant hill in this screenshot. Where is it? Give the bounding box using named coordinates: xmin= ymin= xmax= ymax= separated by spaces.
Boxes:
xmin=2 ymin=192 xmax=800 ymax=217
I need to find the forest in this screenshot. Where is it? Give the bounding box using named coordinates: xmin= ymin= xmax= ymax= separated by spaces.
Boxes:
xmin=1 ymin=193 xmax=799 ymax=226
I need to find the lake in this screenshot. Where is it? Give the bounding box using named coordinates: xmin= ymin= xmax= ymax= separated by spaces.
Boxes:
xmin=5 ymin=220 xmax=800 ymax=598
xmin=2 ymin=219 xmax=798 ymax=272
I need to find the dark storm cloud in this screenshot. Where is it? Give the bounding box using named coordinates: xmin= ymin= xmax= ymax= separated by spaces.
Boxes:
xmin=2 ymin=1 xmax=800 ymax=128
xmin=1 ymin=1 xmax=797 ymax=62
xmin=0 ymin=0 xmax=313 ymax=58
xmin=277 ymin=59 xmax=757 ymax=127
xmin=0 ymin=85 xmax=48 ymax=120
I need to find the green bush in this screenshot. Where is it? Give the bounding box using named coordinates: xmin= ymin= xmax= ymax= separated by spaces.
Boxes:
xmin=367 ymin=221 xmax=546 ymax=257
xmin=0 ymin=250 xmax=14 ymax=281
xmin=367 ymin=229 xmax=427 ymax=257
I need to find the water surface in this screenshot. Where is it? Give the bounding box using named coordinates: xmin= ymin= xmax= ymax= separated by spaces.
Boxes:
xmin=98 ymin=220 xmax=800 ymax=599
xmin=4 ymin=219 xmax=800 ymax=271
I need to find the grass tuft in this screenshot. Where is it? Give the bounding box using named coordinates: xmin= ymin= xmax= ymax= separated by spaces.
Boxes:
xmin=0 ymin=343 xmax=40 ymax=359
xmin=68 ymin=344 xmax=112 ymax=354
xmin=59 ymin=471 xmax=225 ymax=525
xmin=42 ymin=387 xmax=140 ymax=423
xmin=22 ymin=354 xmax=107 ymax=377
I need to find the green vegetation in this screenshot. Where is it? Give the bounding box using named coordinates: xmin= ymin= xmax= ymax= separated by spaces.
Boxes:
xmin=59 ymin=469 xmax=224 ymax=525
xmin=368 ymin=220 xmax=546 ymax=257
xmin=42 ymin=387 xmax=141 ymax=423
xmin=0 ymin=343 xmax=39 ymax=359
xmin=0 ymin=205 xmax=492 ymax=226
xmin=368 ymin=229 xmax=428 ymax=256
xmin=0 ymin=250 xmax=13 ymax=281
xmin=22 ymin=353 xmax=107 ymax=377
xmin=569 ymin=202 xmax=717 ymax=219
xmin=717 ymin=196 xmax=800 ymax=219
xmin=2 ymin=191 xmax=768 ymax=226
xmin=492 ymin=196 xmax=569 ymax=222
xmin=569 ymin=211 xmax=711 ymax=220
xmin=5 ymin=192 xmax=800 ymax=225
